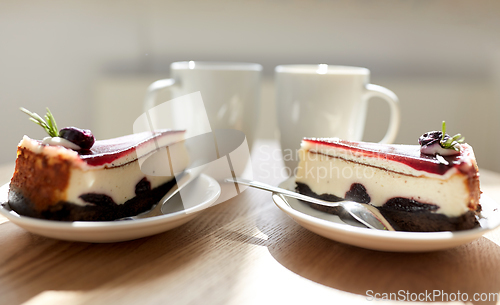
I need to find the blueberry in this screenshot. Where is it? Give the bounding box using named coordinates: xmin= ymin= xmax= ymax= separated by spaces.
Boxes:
xmin=59 ymin=127 xmax=95 ymax=149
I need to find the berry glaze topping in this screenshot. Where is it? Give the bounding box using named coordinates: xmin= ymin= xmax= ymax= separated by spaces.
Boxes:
xmin=25 ymin=129 xmax=185 ymax=167
xmin=78 ymin=130 xmax=185 ymax=167
xmin=303 ymin=138 xmax=477 ymax=177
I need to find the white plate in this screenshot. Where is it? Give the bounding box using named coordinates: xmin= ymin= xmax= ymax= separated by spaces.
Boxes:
xmin=0 ymin=174 xmax=221 ymax=243
xmin=272 ymin=177 xmax=500 ymax=252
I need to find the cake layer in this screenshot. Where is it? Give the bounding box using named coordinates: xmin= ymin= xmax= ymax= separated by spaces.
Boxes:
xmin=10 ymin=129 xmax=189 ymax=217
xmin=295 ymin=150 xmax=477 ymax=217
xmin=12 ymin=137 xmax=188 ymax=207
xmin=296 ymin=135 xmax=481 ymax=232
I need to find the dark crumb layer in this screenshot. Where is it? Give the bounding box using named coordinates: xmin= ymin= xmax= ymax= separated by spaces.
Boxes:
xmin=377 ymin=205 xmax=479 ymax=232
xmin=295 ymin=182 xmax=480 ymax=232
xmin=8 ymin=178 xmax=177 ymax=221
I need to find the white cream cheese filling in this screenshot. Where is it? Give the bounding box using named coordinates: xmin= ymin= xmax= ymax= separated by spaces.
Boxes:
xmin=295 ymin=149 xmax=471 ymax=217
xmin=18 ymin=133 xmax=189 ymax=206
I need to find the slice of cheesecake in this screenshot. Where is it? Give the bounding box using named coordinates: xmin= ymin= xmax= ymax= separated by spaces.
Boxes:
xmin=8 ymin=130 xmax=188 ymax=221
xmin=295 ymin=135 xmax=481 ymax=232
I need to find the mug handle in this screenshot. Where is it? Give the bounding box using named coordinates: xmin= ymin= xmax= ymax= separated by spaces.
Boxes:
xmin=143 ymin=78 xmax=176 ymax=112
xmin=363 ymin=84 xmax=400 ymax=144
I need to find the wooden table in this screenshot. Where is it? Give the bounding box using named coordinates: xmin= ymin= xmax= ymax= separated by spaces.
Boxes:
xmin=2 ymin=140 xmax=500 ymax=305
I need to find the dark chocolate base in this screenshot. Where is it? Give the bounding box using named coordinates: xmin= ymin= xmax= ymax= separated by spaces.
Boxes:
xmin=8 ymin=178 xmax=177 ymax=221
xmin=296 ymin=182 xmax=480 ymax=232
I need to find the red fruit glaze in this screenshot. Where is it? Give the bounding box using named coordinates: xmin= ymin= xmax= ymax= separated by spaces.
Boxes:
xmin=303 ymin=138 xmax=477 ymax=177
xmin=78 ymin=130 xmax=185 ymax=166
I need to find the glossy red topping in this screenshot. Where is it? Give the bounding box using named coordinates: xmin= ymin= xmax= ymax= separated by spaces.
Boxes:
xmin=303 ymin=138 xmax=477 ymax=176
xmin=79 ymin=130 xmax=185 ymax=166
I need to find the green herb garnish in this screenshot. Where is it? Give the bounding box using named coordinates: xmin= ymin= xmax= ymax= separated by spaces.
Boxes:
xmin=440 ymin=121 xmax=465 ymax=151
xmin=20 ymin=107 xmax=59 ymax=137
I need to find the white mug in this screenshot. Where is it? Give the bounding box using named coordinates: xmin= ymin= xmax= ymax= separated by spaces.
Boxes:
xmin=275 ymin=64 xmax=400 ymax=171
xmin=144 ymin=61 xmax=262 ymax=148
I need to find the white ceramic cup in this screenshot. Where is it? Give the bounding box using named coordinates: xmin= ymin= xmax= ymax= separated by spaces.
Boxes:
xmin=144 ymin=61 xmax=262 ymax=148
xmin=275 ymin=64 xmax=400 ymax=171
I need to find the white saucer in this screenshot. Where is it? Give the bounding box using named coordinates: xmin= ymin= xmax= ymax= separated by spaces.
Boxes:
xmin=0 ymin=174 xmax=221 ymax=243
xmin=272 ymin=177 xmax=500 ymax=252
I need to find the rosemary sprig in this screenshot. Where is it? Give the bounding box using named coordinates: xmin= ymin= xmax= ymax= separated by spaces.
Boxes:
xmin=440 ymin=121 xmax=465 ymax=151
xmin=20 ymin=107 xmax=59 ymax=137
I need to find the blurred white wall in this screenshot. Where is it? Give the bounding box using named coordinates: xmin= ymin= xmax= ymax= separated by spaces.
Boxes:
xmin=1 ymin=0 xmax=500 ymax=170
